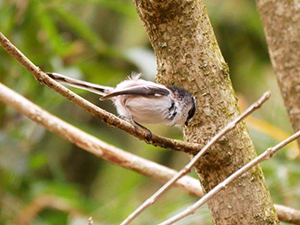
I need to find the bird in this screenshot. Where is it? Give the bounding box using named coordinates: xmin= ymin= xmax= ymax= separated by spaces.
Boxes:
xmin=46 ymin=72 xmax=197 ymax=137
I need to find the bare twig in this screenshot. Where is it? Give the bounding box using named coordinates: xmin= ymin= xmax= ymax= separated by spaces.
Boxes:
xmin=120 ymin=91 xmax=271 ymax=225
xmin=276 ymin=205 xmax=300 ymax=225
xmin=159 ymin=129 xmax=300 ymax=225
xmin=0 ymin=83 xmax=299 ymax=224
xmin=0 ymin=32 xmax=201 ymax=153
xmin=0 ymin=82 xmax=202 ymax=196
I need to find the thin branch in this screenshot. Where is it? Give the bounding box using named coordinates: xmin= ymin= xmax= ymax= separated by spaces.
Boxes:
xmin=0 ymin=31 xmax=201 ymax=153
xmin=0 ymin=82 xmax=299 ymax=225
xmin=120 ymin=91 xmax=271 ymax=225
xmin=0 ymin=82 xmax=202 ymax=197
xmin=159 ymin=129 xmax=300 ymax=225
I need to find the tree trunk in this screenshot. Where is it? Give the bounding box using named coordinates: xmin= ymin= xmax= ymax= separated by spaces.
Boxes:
xmin=256 ymin=0 xmax=300 ymax=152
xmin=133 ymin=0 xmax=279 ymax=224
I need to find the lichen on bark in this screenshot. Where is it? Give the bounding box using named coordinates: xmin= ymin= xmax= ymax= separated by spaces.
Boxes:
xmin=134 ymin=0 xmax=279 ymax=224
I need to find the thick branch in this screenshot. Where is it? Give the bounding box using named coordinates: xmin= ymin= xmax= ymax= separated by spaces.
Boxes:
xmin=134 ymin=0 xmax=279 ymax=224
xmin=0 ymin=32 xmax=201 ymax=153
xmin=256 ymin=0 xmax=300 ymax=151
xmin=0 ymin=82 xmax=299 ymax=224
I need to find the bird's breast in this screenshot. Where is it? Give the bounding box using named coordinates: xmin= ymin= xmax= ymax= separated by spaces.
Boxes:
xmin=120 ymin=95 xmax=173 ymax=124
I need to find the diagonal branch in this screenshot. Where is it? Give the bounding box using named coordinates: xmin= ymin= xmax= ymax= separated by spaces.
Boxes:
xmin=120 ymin=91 xmax=271 ymax=225
xmin=0 ymin=82 xmax=202 ymax=197
xmin=0 ymin=82 xmax=299 ymax=225
xmin=0 ymin=32 xmax=201 ymax=153
xmin=159 ymin=128 xmax=300 ymax=225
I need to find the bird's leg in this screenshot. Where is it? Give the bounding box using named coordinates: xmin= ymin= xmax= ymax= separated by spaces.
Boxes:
xmin=125 ymin=104 xmax=152 ymax=140
xmin=132 ymin=120 xmax=152 ymax=141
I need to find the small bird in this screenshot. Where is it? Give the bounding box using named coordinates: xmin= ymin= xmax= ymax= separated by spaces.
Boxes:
xmin=46 ymin=72 xmax=197 ymax=136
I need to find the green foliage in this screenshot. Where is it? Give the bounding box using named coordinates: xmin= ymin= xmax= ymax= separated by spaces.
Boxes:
xmin=0 ymin=0 xmax=299 ymax=224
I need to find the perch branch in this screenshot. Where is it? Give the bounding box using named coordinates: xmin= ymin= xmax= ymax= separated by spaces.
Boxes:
xmin=0 ymin=82 xmax=299 ymax=224
xmin=120 ymin=91 xmax=271 ymax=225
xmin=0 ymin=82 xmax=202 ymax=197
xmin=0 ymin=31 xmax=200 ymax=153
xmin=159 ymin=128 xmax=300 ymax=225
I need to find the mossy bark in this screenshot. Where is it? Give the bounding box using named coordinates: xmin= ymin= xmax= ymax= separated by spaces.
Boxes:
xmin=256 ymin=0 xmax=300 ymax=151
xmin=133 ymin=0 xmax=279 ymax=224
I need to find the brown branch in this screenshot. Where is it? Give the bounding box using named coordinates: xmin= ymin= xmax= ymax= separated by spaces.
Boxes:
xmin=120 ymin=91 xmax=271 ymax=225
xmin=276 ymin=205 xmax=300 ymax=225
xmin=159 ymin=129 xmax=300 ymax=225
xmin=0 ymin=31 xmax=200 ymax=153
xmin=0 ymin=82 xmax=299 ymax=224
xmin=0 ymin=82 xmax=202 ymax=196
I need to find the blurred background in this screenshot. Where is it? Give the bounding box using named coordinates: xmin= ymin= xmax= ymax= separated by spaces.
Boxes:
xmin=0 ymin=0 xmax=299 ymax=224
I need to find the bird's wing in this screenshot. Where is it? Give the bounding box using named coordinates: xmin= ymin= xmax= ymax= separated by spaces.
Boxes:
xmin=100 ymin=85 xmax=170 ymax=100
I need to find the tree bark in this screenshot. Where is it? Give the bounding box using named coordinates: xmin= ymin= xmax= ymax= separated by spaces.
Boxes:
xmin=133 ymin=0 xmax=279 ymax=224
xmin=256 ymin=0 xmax=300 ymax=151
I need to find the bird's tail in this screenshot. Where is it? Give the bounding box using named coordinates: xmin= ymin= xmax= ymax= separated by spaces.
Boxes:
xmin=46 ymin=72 xmax=114 ymax=96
